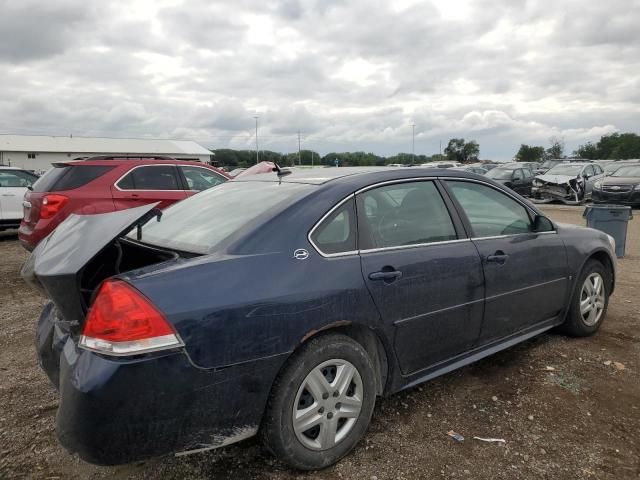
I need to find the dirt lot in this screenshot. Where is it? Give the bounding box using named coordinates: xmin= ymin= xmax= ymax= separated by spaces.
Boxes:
xmin=1 ymin=205 xmax=639 ymax=480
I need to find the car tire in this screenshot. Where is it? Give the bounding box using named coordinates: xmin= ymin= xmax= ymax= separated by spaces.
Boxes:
xmin=561 ymin=259 xmax=611 ymax=336
xmin=260 ymin=333 xmax=377 ymax=470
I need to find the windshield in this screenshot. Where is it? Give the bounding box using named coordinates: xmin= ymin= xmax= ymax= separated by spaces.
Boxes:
xmin=132 ymin=181 xmax=314 ymax=254
xmin=611 ymin=165 xmax=640 ymax=177
xmin=540 ymin=160 xmax=560 ymax=169
xmin=605 ymin=163 xmax=623 ymax=174
xmin=545 ymin=164 xmax=583 ymax=176
xmin=486 ymin=168 xmax=513 ymax=180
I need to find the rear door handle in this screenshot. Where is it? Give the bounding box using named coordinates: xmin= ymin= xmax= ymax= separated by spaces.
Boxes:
xmin=368 ymin=270 xmax=403 ymax=281
xmin=486 ymin=251 xmax=509 ymax=265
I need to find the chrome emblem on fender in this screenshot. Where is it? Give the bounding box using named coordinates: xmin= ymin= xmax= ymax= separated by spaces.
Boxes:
xmin=293 ymin=249 xmax=309 ymax=260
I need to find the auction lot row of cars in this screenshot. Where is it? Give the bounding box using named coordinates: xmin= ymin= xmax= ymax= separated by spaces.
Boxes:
xmin=0 ymin=155 xmax=629 ymax=470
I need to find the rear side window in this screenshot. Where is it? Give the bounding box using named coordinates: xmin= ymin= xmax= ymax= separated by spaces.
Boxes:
xmin=0 ymin=170 xmax=37 ymax=188
xmin=310 ymin=199 xmax=357 ymax=255
xmin=117 ymin=166 xmax=180 ymax=190
xmin=31 ymin=165 xmax=114 ymax=192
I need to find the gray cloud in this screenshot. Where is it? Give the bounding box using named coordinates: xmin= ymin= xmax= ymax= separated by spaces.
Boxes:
xmin=0 ymin=0 xmax=638 ymax=160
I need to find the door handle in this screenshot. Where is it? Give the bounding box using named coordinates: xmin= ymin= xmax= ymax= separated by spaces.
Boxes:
xmin=486 ymin=251 xmax=509 ymax=265
xmin=369 ymin=269 xmax=402 ymax=282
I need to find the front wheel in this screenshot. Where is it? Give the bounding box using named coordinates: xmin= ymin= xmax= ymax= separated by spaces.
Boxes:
xmin=261 ymin=334 xmax=377 ymax=470
xmin=561 ymin=260 xmax=611 ymax=336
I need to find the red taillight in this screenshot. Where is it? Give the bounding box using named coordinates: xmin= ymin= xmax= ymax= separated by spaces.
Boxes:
xmin=40 ymin=194 xmax=68 ymax=219
xmin=79 ymin=280 xmax=182 ymax=356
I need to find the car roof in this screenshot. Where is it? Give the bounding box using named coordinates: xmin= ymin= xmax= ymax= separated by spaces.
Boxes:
xmin=233 ymin=166 xmax=484 ymax=186
xmin=55 ymin=156 xmax=219 ymax=169
xmin=0 ymin=166 xmax=25 ymax=170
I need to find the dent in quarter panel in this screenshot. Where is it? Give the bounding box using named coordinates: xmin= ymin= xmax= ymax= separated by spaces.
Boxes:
xmin=130 ymin=252 xmax=381 ymax=369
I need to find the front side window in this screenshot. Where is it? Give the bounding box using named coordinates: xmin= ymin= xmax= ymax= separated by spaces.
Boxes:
xmin=356 ymin=181 xmax=457 ymax=250
xmin=446 ymin=181 xmax=533 ymax=237
xmin=118 ymin=165 xmax=180 ymax=190
xmin=180 ymin=166 xmax=227 ymax=191
xmin=310 ymin=199 xmax=356 ymax=255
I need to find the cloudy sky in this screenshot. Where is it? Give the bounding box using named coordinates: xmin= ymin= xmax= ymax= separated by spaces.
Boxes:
xmin=1 ymin=0 xmax=639 ymax=160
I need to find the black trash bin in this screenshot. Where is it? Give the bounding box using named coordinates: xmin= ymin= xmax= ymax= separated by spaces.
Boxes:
xmin=583 ymin=204 xmax=633 ymax=258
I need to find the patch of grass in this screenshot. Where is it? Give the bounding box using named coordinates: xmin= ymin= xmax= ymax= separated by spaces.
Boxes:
xmin=547 ymin=371 xmax=581 ymax=394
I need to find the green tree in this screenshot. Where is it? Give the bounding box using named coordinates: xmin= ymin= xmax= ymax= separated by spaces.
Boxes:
xmin=545 ymin=136 xmax=565 ymax=159
xmin=444 ymin=138 xmax=479 ymax=163
xmin=578 ymin=132 xmax=640 ymax=159
xmin=574 ymin=142 xmax=599 ymax=159
xmin=514 ymin=144 xmax=545 ymax=162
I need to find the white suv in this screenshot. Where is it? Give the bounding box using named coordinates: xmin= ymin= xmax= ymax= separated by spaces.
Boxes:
xmin=0 ymin=167 xmax=38 ymax=231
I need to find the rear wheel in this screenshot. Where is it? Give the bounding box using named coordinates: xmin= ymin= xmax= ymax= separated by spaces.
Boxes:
xmin=261 ymin=334 xmax=376 ymax=470
xmin=562 ymin=260 xmax=610 ymax=336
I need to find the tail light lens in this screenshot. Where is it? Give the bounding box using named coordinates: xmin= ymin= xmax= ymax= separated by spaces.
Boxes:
xmin=40 ymin=194 xmax=68 ymax=219
xmin=79 ymin=280 xmax=183 ymax=356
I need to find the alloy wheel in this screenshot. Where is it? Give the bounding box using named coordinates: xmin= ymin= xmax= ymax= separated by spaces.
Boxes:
xmin=580 ymin=272 xmax=605 ymax=327
xmin=292 ymin=359 xmax=363 ymax=451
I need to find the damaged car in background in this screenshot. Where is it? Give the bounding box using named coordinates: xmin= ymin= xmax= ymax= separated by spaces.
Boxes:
xmin=23 ymin=167 xmax=616 ymax=471
xmin=532 ymin=162 xmax=605 ymax=204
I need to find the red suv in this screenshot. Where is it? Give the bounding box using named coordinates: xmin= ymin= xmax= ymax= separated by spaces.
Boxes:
xmin=19 ymin=156 xmax=230 ymax=250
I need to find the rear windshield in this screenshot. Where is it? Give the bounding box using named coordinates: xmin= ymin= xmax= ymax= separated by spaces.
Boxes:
xmin=134 ymin=181 xmax=314 ymax=254
xmin=32 ymin=165 xmax=114 ymax=192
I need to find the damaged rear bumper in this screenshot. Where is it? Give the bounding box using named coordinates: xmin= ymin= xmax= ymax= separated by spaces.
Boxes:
xmin=36 ymin=302 xmax=286 ymax=465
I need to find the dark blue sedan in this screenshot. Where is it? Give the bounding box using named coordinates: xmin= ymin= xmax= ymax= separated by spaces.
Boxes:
xmin=23 ymin=167 xmax=616 ymax=470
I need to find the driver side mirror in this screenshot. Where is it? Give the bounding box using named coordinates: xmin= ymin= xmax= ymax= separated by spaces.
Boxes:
xmin=532 ymin=214 xmax=554 ymax=233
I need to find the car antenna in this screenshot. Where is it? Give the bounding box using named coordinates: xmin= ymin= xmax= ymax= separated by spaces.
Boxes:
xmin=272 ymin=163 xmax=292 ymax=183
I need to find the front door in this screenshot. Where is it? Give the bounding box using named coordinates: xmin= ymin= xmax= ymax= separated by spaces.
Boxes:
xmin=356 ymin=180 xmax=485 ymax=375
xmin=444 ymin=180 xmax=569 ymax=344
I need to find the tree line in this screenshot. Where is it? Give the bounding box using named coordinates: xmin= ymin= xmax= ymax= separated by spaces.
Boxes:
xmin=515 ymin=132 xmax=640 ymax=162
xmin=211 ymin=138 xmax=479 ymax=168
xmin=210 ymin=132 xmax=640 ymax=168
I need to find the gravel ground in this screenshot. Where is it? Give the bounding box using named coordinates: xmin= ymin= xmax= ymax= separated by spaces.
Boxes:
xmin=1 ymin=205 xmax=639 ymax=480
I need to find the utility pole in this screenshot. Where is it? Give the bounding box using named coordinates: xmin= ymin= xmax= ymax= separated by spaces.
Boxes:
xmin=439 ymin=139 xmax=442 ymax=159
xmin=411 ymin=124 xmax=416 ymax=165
xmin=254 ymin=116 xmax=259 ymax=164
xmin=298 ymin=130 xmax=301 ymax=165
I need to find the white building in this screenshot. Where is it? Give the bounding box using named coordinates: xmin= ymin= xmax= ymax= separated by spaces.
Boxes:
xmin=0 ymin=135 xmax=213 ymax=171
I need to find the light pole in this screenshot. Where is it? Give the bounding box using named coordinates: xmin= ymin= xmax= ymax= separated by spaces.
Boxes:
xmin=254 ymin=115 xmax=259 ymax=164
xmin=411 ymin=124 xmax=416 ymax=165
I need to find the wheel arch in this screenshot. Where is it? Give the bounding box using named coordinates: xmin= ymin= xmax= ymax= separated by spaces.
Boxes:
xmin=297 ymin=322 xmax=391 ymax=396
xmin=585 ymin=249 xmax=616 ymax=294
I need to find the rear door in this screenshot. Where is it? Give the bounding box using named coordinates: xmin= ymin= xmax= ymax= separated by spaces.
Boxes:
xmin=111 ymin=165 xmax=187 ymax=209
xmin=444 ymin=179 xmax=569 ymax=344
xmin=356 ymin=179 xmax=485 ymax=375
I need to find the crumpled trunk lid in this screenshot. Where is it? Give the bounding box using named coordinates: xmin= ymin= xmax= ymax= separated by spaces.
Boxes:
xmin=21 ymin=203 xmax=162 ymax=328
